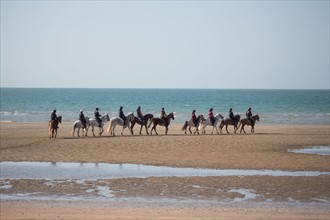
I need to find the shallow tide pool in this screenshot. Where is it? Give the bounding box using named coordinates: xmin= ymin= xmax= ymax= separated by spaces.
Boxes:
xmin=1 ymin=161 xmax=329 ymax=180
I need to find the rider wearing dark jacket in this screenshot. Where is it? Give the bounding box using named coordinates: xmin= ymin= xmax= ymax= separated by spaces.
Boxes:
xmin=160 ymin=107 xmax=168 ymax=126
xmin=51 ymin=110 xmax=59 ymax=128
xmin=229 ymin=108 xmax=235 ymax=124
xmin=94 ymin=107 xmax=102 ymax=127
xmin=136 ymin=106 xmax=144 ymax=123
xmin=208 ymin=108 xmax=215 ymax=126
xmin=246 ymin=107 xmax=254 ymax=126
xmin=119 ymin=106 xmax=127 ymax=126
xmin=79 ymin=110 xmax=87 ymax=128
xmin=191 ymin=110 xmax=198 ymax=126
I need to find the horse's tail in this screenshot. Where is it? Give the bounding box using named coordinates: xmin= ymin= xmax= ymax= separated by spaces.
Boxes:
xmin=107 ymin=119 xmax=113 ymax=134
xmin=72 ymin=123 xmax=76 ymax=136
xmin=236 ymin=119 xmax=243 ymax=131
xmin=182 ymin=121 xmax=188 ymax=131
xmin=147 ymin=119 xmax=154 ymax=129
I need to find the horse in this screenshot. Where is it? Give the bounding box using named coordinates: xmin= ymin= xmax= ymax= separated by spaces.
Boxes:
xmin=88 ymin=114 xmax=110 ymax=136
xmin=198 ymin=113 xmax=224 ymax=134
xmin=130 ymin=114 xmax=154 ymax=135
xmin=48 ymin=116 xmax=62 ymax=138
xmin=72 ymin=117 xmax=90 ymax=137
xmin=182 ymin=114 xmax=205 ymax=135
xmin=148 ymin=112 xmax=175 ymax=135
xmin=219 ymin=114 xmax=241 ymax=134
xmin=107 ymin=112 xmax=135 ymax=136
xmin=236 ymin=115 xmax=260 ymax=134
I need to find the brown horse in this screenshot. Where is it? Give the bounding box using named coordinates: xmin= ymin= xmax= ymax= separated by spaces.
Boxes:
xmin=219 ymin=114 xmax=241 ymax=134
xmin=130 ymin=114 xmax=154 ymax=135
xmin=236 ymin=115 xmax=260 ymax=134
xmin=48 ymin=115 xmax=62 ymax=138
xmin=148 ymin=112 xmax=175 ymax=135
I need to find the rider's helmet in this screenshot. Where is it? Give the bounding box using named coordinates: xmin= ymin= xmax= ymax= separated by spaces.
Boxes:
xmin=192 ymin=110 xmax=196 ymax=113
xmin=248 ymin=107 xmax=251 ymax=111
xmin=53 ymin=110 xmax=56 ymax=113
xmin=120 ymin=106 xmax=123 ymax=110
xmin=138 ymin=106 xmax=141 ymax=109
xmin=209 ymin=108 xmax=213 ymax=111
xmin=229 ymin=108 xmax=232 ymax=112
xmin=80 ymin=110 xmax=83 ymax=113
xmin=162 ymin=107 xmax=164 ymax=110
xmin=96 ymin=107 xmax=99 ymax=110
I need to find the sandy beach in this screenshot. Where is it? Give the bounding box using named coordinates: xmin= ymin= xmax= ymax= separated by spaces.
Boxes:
xmin=0 ymin=122 xmax=329 ymax=219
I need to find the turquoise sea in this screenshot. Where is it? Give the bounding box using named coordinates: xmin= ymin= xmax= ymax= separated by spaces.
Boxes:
xmin=0 ymin=88 xmax=329 ymax=125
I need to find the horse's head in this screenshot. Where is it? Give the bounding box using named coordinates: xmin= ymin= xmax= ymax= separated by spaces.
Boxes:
xmin=254 ymin=114 xmax=260 ymax=121
xmin=168 ymin=112 xmax=175 ymax=120
xmin=58 ymin=115 xmax=62 ymax=123
xmin=103 ymin=114 xmax=110 ymax=121
xmin=215 ymin=113 xmax=224 ymax=120
xmin=198 ymin=114 xmax=206 ymax=122
xmin=127 ymin=112 xmax=135 ymax=121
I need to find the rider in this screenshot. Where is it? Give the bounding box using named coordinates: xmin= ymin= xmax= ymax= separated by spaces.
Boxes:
xmin=136 ymin=106 xmax=144 ymax=124
xmin=94 ymin=107 xmax=102 ymax=127
xmin=160 ymin=107 xmax=168 ymax=126
xmin=51 ymin=110 xmax=59 ymax=129
xmin=246 ymin=107 xmax=254 ymax=126
xmin=191 ymin=110 xmax=198 ymax=126
xmin=79 ymin=110 xmax=87 ymax=129
xmin=208 ymin=108 xmax=215 ymax=126
xmin=229 ymin=108 xmax=235 ymax=125
xmin=119 ymin=106 xmax=127 ymax=126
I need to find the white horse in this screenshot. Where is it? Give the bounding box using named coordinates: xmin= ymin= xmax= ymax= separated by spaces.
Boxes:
xmin=88 ymin=114 xmax=110 ymax=136
xmin=107 ymin=112 xmax=135 ymax=136
xmin=72 ymin=117 xmax=90 ymax=137
xmin=182 ymin=114 xmax=206 ymax=135
xmin=199 ymin=113 xmax=224 ymax=134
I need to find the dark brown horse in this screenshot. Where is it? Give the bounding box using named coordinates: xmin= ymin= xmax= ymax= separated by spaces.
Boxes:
xmin=130 ymin=114 xmax=154 ymax=135
xmin=148 ymin=112 xmax=175 ymax=135
xmin=48 ymin=115 xmax=62 ymax=138
xmin=219 ymin=114 xmax=241 ymax=134
xmin=236 ymin=115 xmax=260 ymax=134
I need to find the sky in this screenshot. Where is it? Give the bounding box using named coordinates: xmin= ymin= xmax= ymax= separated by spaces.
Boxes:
xmin=1 ymin=0 xmax=329 ymax=89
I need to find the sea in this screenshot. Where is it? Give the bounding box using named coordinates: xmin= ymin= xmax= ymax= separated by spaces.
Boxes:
xmin=0 ymin=88 xmax=329 ymax=125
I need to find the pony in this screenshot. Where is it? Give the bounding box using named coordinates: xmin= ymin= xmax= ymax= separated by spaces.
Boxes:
xmin=88 ymin=114 xmax=110 ymax=136
xmin=148 ymin=112 xmax=175 ymax=135
xmin=48 ymin=115 xmax=62 ymax=138
xmin=130 ymin=114 xmax=154 ymax=135
xmin=219 ymin=114 xmax=241 ymax=134
xmin=182 ymin=114 xmax=205 ymax=135
xmin=198 ymin=113 xmax=224 ymax=134
xmin=72 ymin=117 xmax=90 ymax=137
xmin=107 ymin=112 xmax=135 ymax=136
xmin=236 ymin=115 xmax=260 ymax=134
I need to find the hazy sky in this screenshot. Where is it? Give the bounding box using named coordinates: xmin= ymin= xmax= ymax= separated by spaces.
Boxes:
xmin=1 ymin=0 xmax=329 ymax=89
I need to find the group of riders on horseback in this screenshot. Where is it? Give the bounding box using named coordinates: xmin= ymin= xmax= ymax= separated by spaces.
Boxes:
xmin=50 ymin=105 xmax=257 ymax=137
xmin=190 ymin=107 xmax=255 ymax=127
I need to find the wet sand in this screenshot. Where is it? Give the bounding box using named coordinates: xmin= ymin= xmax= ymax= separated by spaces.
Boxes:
xmin=0 ymin=122 xmax=329 ymax=219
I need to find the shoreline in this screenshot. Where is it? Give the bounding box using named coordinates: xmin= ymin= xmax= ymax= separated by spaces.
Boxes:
xmin=1 ymin=122 xmax=329 ymax=219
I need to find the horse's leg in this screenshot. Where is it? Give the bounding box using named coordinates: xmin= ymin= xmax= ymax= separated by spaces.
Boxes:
xmin=92 ymin=125 xmax=96 ymax=137
xmin=139 ymin=124 xmax=143 ymax=135
xmin=241 ymin=124 xmax=246 ymax=134
xmin=153 ymin=125 xmax=158 ymax=135
xmin=189 ymin=126 xmax=192 ymax=134
xmin=215 ymin=125 xmax=220 ymax=134
xmin=145 ymin=124 xmax=149 ymax=135
xmin=219 ymin=123 xmax=223 ymax=134
xmin=77 ymin=128 xmax=80 ymax=137
xmin=251 ymin=125 xmax=254 ymax=133
xmin=99 ymin=126 xmax=103 ymax=136
xmin=226 ymin=124 xmax=229 ymax=134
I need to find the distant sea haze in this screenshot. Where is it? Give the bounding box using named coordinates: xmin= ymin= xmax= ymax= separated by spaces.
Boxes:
xmin=0 ymin=88 xmax=329 ymax=125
